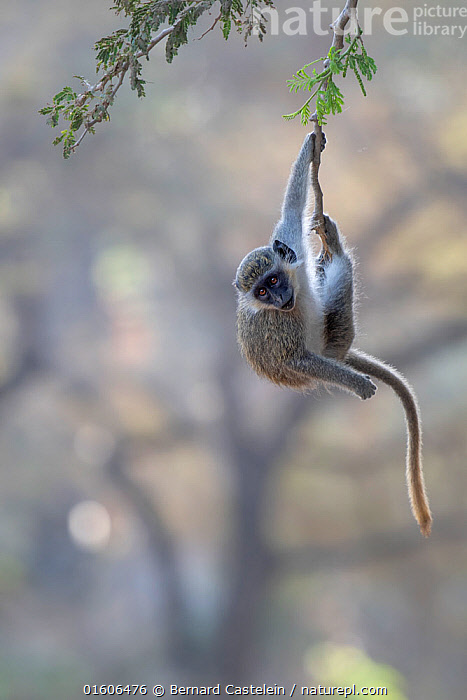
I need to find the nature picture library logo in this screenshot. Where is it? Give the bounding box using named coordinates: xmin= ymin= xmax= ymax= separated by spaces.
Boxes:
xmin=253 ymin=2 xmax=467 ymax=40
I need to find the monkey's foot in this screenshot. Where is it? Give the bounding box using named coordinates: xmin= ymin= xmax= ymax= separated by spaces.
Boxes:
xmin=308 ymin=131 xmax=327 ymax=157
xmin=314 ymin=227 xmax=333 ymax=261
xmin=323 ymin=216 xmax=345 ymax=253
xmin=305 ymin=132 xmax=327 ymax=161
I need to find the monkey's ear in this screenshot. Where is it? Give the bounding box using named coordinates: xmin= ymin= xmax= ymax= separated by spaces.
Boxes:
xmin=273 ymin=240 xmax=297 ymax=264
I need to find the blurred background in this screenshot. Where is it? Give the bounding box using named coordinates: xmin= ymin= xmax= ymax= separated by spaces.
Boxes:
xmin=1 ymin=1 xmax=466 ymax=698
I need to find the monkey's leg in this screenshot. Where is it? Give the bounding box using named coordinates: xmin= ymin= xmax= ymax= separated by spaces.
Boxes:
xmin=273 ymin=133 xmax=325 ymax=258
xmin=291 ymin=352 xmax=376 ymax=400
xmin=315 ymin=216 xmax=355 ymax=360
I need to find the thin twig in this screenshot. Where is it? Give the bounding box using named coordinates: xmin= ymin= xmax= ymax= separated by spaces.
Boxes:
xmin=111 ymin=63 xmax=129 ymax=98
xmin=197 ymin=12 xmax=221 ymax=39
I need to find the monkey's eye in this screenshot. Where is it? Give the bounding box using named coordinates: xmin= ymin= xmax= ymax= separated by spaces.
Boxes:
xmin=269 ymin=276 xmax=278 ymax=286
xmin=258 ymin=288 xmax=267 ymax=297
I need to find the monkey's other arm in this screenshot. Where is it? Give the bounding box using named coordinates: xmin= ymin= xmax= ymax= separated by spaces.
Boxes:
xmin=289 ymin=352 xmax=377 ymax=399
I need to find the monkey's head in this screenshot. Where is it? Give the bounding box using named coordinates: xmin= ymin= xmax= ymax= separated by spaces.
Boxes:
xmin=234 ymin=241 xmax=297 ymax=312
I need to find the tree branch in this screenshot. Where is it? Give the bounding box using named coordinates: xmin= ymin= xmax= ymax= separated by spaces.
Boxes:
xmin=310 ymin=116 xmax=327 ymax=249
xmin=310 ymin=0 xmax=359 ymax=253
xmin=107 ymin=441 xmax=195 ymax=663
xmin=71 ymin=25 xmax=176 ymax=154
xmin=330 ymin=0 xmax=359 ymax=52
xmin=43 ymin=1 xmax=280 ymax=157
xmin=142 ymin=24 xmax=176 ymax=55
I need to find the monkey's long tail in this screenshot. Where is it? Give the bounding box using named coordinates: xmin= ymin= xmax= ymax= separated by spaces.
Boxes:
xmin=346 ymin=349 xmax=432 ymax=537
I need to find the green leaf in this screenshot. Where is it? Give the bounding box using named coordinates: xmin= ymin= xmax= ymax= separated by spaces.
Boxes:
xmin=222 ymin=17 xmax=232 ymax=39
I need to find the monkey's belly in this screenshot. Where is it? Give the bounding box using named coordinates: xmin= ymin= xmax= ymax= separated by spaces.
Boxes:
xmin=238 ymin=309 xmax=314 ymax=389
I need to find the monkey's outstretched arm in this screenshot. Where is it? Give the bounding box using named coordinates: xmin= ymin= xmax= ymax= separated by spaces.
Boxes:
xmin=290 ymin=352 xmax=377 ymax=400
xmin=346 ymin=349 xmax=432 ymax=537
xmin=271 ymin=133 xmax=317 ymax=259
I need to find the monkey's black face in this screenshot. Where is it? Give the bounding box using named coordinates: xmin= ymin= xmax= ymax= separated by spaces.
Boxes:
xmin=253 ymin=269 xmax=295 ymax=311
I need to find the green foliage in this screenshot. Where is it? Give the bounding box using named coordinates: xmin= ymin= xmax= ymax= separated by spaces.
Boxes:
xmin=41 ymin=3 xmax=376 ymax=157
xmin=39 ymin=85 xmax=90 ymax=158
xmin=40 ymin=0 xmax=275 ymax=158
xmin=284 ymin=33 xmax=377 ymax=126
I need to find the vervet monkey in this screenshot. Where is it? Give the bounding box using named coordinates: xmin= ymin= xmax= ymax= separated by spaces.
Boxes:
xmin=234 ymin=133 xmax=431 ymax=536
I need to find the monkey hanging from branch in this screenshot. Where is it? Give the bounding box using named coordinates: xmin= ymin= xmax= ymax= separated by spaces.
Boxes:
xmin=233 ymin=127 xmax=432 ymax=537
xmin=234 ymin=0 xmax=431 ymax=537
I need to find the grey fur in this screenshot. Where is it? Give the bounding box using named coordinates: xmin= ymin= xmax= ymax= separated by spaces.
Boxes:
xmin=234 ymin=133 xmax=432 ymax=536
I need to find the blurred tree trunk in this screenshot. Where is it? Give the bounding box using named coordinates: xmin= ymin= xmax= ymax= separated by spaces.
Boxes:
xmin=216 ymin=451 xmax=273 ymax=681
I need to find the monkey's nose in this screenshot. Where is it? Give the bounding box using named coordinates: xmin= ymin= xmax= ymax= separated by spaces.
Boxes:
xmin=281 ymin=294 xmax=295 ymax=311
